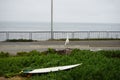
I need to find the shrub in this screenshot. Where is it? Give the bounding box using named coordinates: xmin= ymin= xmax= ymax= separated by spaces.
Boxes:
xmin=17 ymin=52 xmax=29 ymax=56
xmin=0 ymin=49 xmax=120 ymax=80
xmin=98 ymin=50 xmax=120 ymax=58
xmin=17 ymin=50 xmax=40 ymax=56
xmin=0 ymin=52 xmax=9 ymax=58
xmin=6 ymin=39 xmax=33 ymax=42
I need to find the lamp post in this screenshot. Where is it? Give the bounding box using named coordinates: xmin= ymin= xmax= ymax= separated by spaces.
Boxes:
xmin=51 ymin=0 xmax=54 ymax=39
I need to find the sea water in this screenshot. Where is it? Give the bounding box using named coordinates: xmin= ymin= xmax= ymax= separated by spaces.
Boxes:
xmin=0 ymin=22 xmax=120 ymax=41
xmin=0 ymin=22 xmax=120 ymax=31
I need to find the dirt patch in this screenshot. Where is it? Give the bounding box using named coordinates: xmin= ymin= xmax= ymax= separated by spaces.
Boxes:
xmin=56 ymin=48 xmax=73 ymax=55
xmin=42 ymin=48 xmax=73 ymax=55
xmin=8 ymin=76 xmax=26 ymax=80
xmin=0 ymin=77 xmax=7 ymax=80
xmin=0 ymin=76 xmax=26 ymax=80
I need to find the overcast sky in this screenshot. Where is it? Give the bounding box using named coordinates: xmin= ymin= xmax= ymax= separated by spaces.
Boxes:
xmin=0 ymin=0 xmax=120 ymax=23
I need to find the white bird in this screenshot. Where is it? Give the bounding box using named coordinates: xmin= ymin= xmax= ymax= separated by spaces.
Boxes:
xmin=65 ymin=34 xmax=69 ymax=46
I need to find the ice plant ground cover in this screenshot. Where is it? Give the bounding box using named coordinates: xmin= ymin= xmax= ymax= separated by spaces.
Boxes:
xmin=0 ymin=49 xmax=120 ymax=80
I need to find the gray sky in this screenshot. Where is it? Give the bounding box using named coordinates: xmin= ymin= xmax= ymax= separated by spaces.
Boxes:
xmin=0 ymin=0 xmax=120 ymax=23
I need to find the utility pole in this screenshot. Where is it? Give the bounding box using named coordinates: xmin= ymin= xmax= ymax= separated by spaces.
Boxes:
xmin=51 ymin=0 xmax=54 ymax=39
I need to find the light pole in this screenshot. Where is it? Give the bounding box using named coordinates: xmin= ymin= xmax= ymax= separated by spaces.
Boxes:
xmin=51 ymin=0 xmax=54 ymax=39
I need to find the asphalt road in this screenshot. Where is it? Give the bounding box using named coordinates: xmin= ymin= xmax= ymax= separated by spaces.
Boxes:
xmin=0 ymin=40 xmax=120 ymax=55
xmin=0 ymin=40 xmax=120 ymax=46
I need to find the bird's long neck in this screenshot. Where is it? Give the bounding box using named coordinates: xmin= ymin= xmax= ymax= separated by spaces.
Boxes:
xmin=67 ymin=34 xmax=69 ymax=39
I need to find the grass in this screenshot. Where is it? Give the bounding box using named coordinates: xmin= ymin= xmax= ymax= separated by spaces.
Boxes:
xmin=5 ymin=38 xmax=120 ymax=42
xmin=0 ymin=49 xmax=120 ymax=80
xmin=48 ymin=38 xmax=120 ymax=41
xmin=6 ymin=39 xmax=34 ymax=42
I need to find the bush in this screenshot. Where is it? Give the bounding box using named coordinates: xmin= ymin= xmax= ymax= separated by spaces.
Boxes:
xmin=17 ymin=52 xmax=29 ymax=56
xmin=98 ymin=50 xmax=120 ymax=58
xmin=6 ymin=39 xmax=33 ymax=42
xmin=17 ymin=50 xmax=40 ymax=56
xmin=0 ymin=52 xmax=9 ymax=58
xmin=0 ymin=49 xmax=120 ymax=80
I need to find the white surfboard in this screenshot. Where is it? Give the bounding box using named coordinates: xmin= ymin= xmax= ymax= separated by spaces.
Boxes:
xmin=23 ymin=63 xmax=82 ymax=73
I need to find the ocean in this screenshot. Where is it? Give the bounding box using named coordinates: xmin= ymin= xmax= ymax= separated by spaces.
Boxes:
xmin=0 ymin=22 xmax=120 ymax=31
xmin=0 ymin=22 xmax=120 ymax=41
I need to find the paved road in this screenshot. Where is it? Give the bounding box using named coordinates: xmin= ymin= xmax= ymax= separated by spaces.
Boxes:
xmin=0 ymin=40 xmax=120 ymax=55
xmin=0 ymin=40 xmax=120 ymax=46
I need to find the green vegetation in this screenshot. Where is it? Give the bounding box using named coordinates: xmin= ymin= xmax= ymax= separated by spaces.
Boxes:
xmin=5 ymin=38 xmax=120 ymax=42
xmin=0 ymin=49 xmax=120 ymax=80
xmin=6 ymin=39 xmax=34 ymax=42
xmin=0 ymin=52 xmax=9 ymax=58
xmin=48 ymin=38 xmax=120 ymax=41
